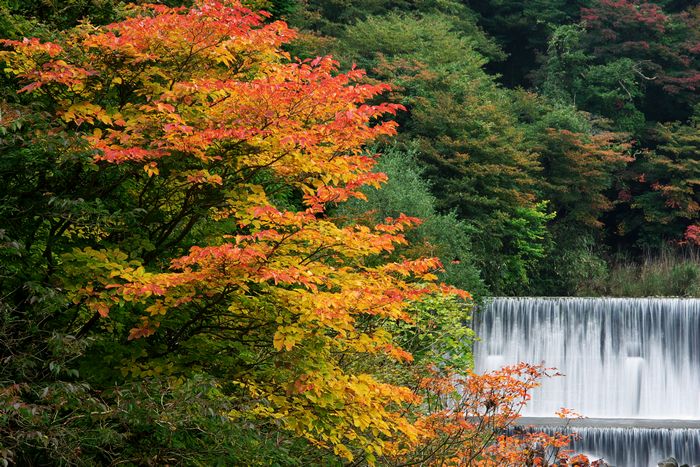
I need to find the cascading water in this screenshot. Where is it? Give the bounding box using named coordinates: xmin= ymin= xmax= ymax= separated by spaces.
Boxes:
xmin=474 ymin=298 xmax=700 ymax=419
xmin=473 ymin=297 xmax=700 ymax=466
xmin=536 ymin=426 xmax=700 ymax=466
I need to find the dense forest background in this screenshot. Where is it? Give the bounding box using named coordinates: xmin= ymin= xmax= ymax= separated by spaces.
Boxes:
xmin=286 ymin=0 xmax=700 ymax=297
xmin=0 ymin=0 xmax=698 ymax=465
xmin=1 ymin=0 xmax=699 ymax=298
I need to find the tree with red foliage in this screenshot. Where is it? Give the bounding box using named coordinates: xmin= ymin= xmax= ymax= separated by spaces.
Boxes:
xmin=584 ymin=0 xmax=700 ymax=92
xmin=619 ymin=118 xmax=699 ymax=244
xmin=542 ymin=0 xmax=700 ymax=128
xmin=383 ymin=363 xmax=589 ymax=466
xmin=581 ymin=0 xmax=700 ymax=121
xmin=685 ymin=224 xmax=700 ymax=246
xmin=0 ymin=1 xmax=589 ymax=464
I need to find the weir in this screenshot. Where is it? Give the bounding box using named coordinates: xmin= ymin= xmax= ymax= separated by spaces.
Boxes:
xmin=474 ymin=297 xmax=700 ymax=466
xmin=530 ymin=426 xmax=700 ymax=467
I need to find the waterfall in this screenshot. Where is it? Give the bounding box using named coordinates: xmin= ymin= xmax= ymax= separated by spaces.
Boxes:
xmin=474 ymin=297 xmax=700 ymax=466
xmin=521 ymin=425 xmax=700 ymax=466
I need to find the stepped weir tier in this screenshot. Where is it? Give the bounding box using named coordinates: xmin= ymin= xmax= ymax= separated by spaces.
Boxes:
xmin=474 ymin=297 xmax=700 ymax=466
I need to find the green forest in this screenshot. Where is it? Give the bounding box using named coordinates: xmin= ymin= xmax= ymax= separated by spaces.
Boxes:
xmin=0 ymin=0 xmax=698 ymax=465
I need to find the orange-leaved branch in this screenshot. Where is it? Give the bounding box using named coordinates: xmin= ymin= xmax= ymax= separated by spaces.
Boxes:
xmin=0 ymin=1 xmax=470 ymax=462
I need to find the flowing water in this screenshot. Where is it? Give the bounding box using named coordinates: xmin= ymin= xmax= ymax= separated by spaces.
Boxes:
xmin=473 ymin=297 xmax=700 ymax=466
xmin=541 ymin=426 xmax=700 ymax=466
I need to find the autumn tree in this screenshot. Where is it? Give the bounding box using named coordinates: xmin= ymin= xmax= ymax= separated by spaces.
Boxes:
xmin=0 ymin=2 xmax=616 ymax=464
xmin=618 ymin=118 xmax=700 ymax=245
xmin=540 ymin=0 xmax=700 ymax=129
xmin=385 ymin=364 xmax=582 ymax=466
xmin=0 ymin=1 xmax=477 ymax=463
xmin=582 ymin=0 xmax=700 ymax=105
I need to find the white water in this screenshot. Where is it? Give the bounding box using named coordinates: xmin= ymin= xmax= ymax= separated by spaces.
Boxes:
xmin=534 ymin=426 xmax=700 ymax=466
xmin=474 ymin=297 xmax=700 ymax=419
xmin=473 ymin=297 xmax=700 ymax=466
